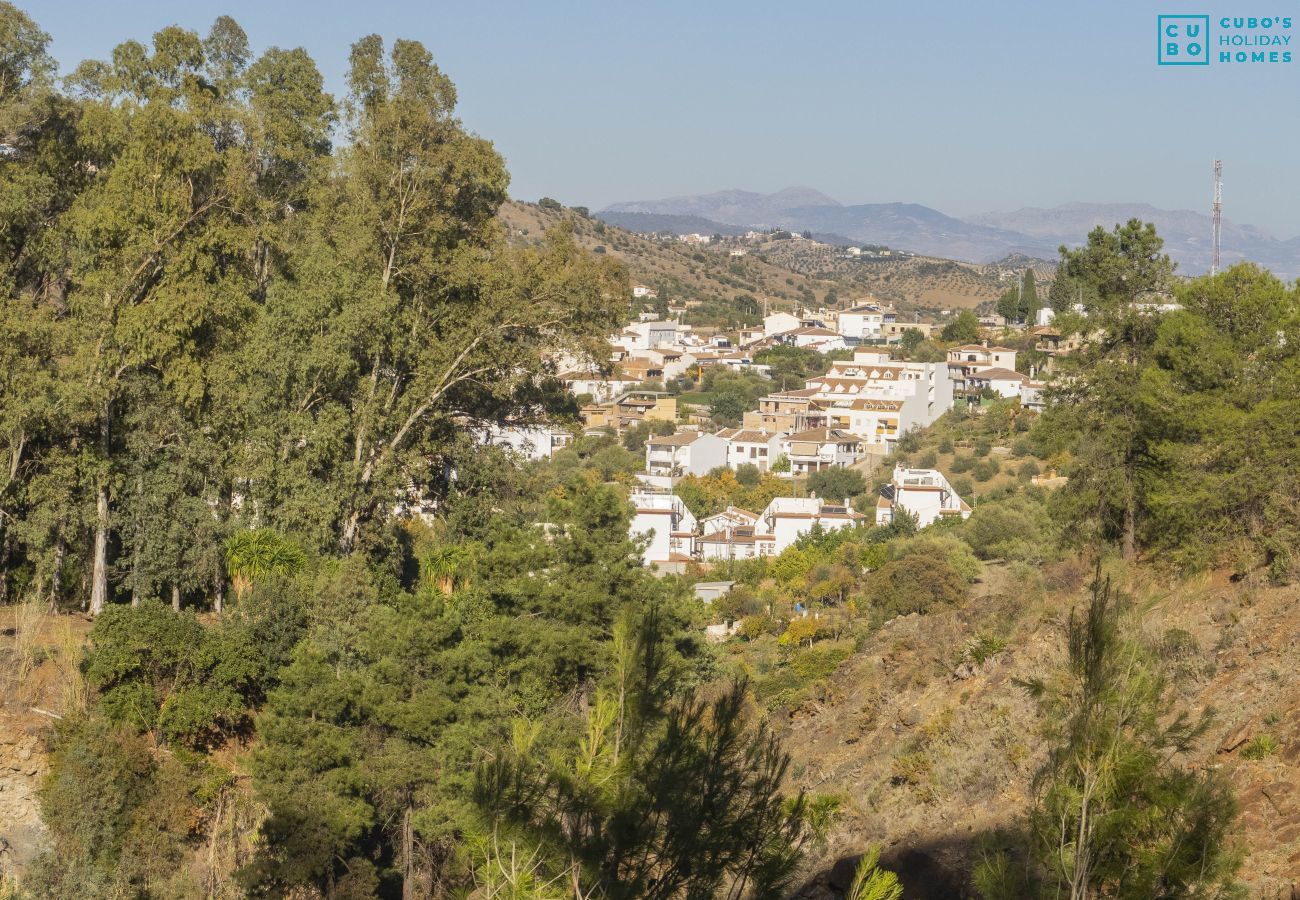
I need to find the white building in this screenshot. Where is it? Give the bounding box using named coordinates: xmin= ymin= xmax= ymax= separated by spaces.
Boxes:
xmin=759 ymin=496 xmax=867 ymax=554
xmin=763 ymin=311 xmax=802 ymax=338
xmin=480 ymin=424 xmax=572 ymax=461
xmin=967 ymin=366 xmax=1031 ymax=399
xmin=778 ymin=327 xmax=848 ymax=352
xmin=875 ymin=466 xmax=971 ymax=529
xmin=620 ymin=320 xmax=683 ymax=351
xmin=716 ymin=427 xmax=787 ymax=472
xmin=779 ymin=427 xmax=865 ymax=476
xmin=806 ymin=349 xmax=954 ymax=444
xmin=945 ymin=344 xmax=1018 ymax=374
xmin=629 ymin=488 xmax=697 ymax=568
xmin=645 ymin=431 xmax=728 ymax=478
xmin=836 ymin=303 xmax=894 ymax=342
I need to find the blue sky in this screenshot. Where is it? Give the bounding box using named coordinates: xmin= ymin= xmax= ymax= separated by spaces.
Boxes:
xmin=32 ymin=0 xmax=1300 ymax=236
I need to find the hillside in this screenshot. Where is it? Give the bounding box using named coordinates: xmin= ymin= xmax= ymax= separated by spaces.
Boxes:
xmin=778 ymin=563 xmax=1300 ymax=899
xmin=500 ymin=200 xmax=834 ymax=315
xmin=504 ymin=201 xmax=1028 ymax=316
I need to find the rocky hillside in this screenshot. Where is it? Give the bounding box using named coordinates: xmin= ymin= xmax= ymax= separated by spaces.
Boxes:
xmin=506 ymin=201 xmax=1024 ymax=317
xmin=779 ymin=561 xmax=1300 ymax=899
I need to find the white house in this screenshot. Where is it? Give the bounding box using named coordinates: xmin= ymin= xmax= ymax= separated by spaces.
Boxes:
xmin=716 ymin=427 xmax=786 ymax=472
xmin=836 ymin=303 xmax=894 ymax=342
xmin=966 ymin=366 xmax=1029 ymax=399
xmin=778 ymin=327 xmax=848 ymax=352
xmin=763 ymin=311 xmax=802 ymax=338
xmin=621 ymin=320 xmax=683 ymax=350
xmin=758 ymin=496 xmax=867 ymax=554
xmin=629 ymin=488 xmax=697 ymax=568
xmin=945 ymin=344 xmax=1018 ymax=374
xmin=700 ymin=506 xmax=760 ymax=535
xmin=779 ymin=427 xmax=865 ymax=475
xmin=697 ymin=522 xmax=776 ymax=561
xmin=632 ymin=284 xmax=658 ymax=299
xmin=644 ymin=431 xmax=728 ymax=478
xmin=481 ymin=424 xmax=572 ymax=461
xmin=1020 ymin=379 xmax=1047 ymax=410
xmin=876 ymin=466 xmax=971 ymax=529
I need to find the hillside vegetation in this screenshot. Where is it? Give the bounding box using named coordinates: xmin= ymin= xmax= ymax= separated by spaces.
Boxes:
xmin=2 ymin=4 xmax=1300 ymax=900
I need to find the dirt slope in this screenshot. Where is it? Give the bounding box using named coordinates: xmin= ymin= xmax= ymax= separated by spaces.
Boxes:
xmin=780 ymin=562 xmax=1300 ymax=899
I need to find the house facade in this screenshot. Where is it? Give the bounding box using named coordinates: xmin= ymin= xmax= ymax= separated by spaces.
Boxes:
xmin=875 ymin=465 xmax=971 ymax=528
xmin=629 ymin=488 xmax=698 ymax=569
xmin=780 ymin=427 xmax=865 ymax=475
xmin=644 ymin=431 xmax=728 ymax=477
xmin=716 ymin=428 xmax=786 ymax=472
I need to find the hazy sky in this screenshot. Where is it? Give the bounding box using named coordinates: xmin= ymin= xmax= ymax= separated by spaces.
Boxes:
xmin=32 ymin=0 xmax=1300 ymax=236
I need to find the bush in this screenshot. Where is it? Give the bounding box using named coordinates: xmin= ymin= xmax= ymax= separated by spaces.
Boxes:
xmin=734 ymin=463 xmax=761 ymax=486
xmin=937 ymin=437 xmax=954 ymax=454
xmin=916 ymin=450 xmax=938 ymax=469
xmin=951 ymin=476 xmax=975 ymax=501
xmin=972 ymin=459 xmax=1000 ymax=482
xmin=962 ymin=497 xmax=1052 ymax=561
xmin=1018 ymin=460 xmax=1041 ymax=481
xmin=889 ymin=534 xmax=981 ymax=582
xmin=866 ymin=555 xmax=967 ymax=617
xmin=950 ymin=454 xmax=975 ymax=474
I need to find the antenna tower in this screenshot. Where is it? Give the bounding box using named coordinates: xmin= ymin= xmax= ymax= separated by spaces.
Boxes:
xmin=1211 ymin=159 xmax=1222 ymax=275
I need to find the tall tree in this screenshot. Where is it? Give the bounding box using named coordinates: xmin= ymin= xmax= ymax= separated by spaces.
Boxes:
xmin=1037 ymin=221 xmax=1174 ymax=558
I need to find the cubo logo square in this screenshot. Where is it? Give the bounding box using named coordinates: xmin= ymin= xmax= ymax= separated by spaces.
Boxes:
xmin=1159 ymin=15 xmax=1211 ymax=64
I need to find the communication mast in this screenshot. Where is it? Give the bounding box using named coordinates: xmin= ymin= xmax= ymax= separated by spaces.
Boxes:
xmin=1211 ymin=159 xmax=1222 ymax=275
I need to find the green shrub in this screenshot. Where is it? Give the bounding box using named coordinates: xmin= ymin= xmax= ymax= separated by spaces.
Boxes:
xmin=950 ymin=454 xmax=975 ymax=474
xmin=866 ymin=555 xmax=967 ymax=617
xmin=972 ymin=459 xmax=1000 ymax=482
xmin=937 ymin=437 xmax=954 ymax=454
xmin=916 ymin=450 xmax=938 ymax=469
xmin=962 ymin=496 xmax=1052 ymax=561
xmin=1241 ymin=734 xmax=1278 ymax=760
xmin=889 ymin=533 xmax=981 ymax=582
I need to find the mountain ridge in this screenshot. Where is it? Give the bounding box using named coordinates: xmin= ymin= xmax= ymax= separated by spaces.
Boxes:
xmin=599 ymin=188 xmax=1300 ymax=277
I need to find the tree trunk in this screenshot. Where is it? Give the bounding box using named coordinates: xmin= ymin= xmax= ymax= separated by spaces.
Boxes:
xmin=89 ymin=486 xmax=110 ymax=615
xmin=213 ymin=574 xmax=224 ymax=614
xmin=402 ymin=805 xmax=414 ymax=900
xmin=172 ymin=583 xmax=181 ymax=612
xmin=1122 ymin=493 xmax=1137 ymax=561
xmin=48 ymin=535 xmax=66 ymax=613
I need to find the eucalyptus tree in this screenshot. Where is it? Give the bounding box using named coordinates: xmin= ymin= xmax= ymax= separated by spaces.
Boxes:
xmin=245 ymin=34 xmax=626 ymax=554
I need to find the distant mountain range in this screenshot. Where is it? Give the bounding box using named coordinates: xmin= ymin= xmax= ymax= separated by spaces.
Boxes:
xmin=599 ymin=188 xmax=1300 ymax=278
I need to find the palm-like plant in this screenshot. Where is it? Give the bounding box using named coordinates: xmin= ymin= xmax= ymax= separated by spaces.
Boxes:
xmin=224 ymin=529 xmax=306 ymax=600
xmin=420 ymin=544 xmax=469 ymax=596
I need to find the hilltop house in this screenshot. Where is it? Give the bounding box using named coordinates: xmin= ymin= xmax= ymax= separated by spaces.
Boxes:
xmin=875 ymin=465 xmax=971 ymax=528
xmin=644 ymin=431 xmax=728 ymax=477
